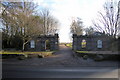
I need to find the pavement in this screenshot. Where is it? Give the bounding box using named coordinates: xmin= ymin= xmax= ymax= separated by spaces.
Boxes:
xmin=1 ymin=44 xmax=120 ymax=79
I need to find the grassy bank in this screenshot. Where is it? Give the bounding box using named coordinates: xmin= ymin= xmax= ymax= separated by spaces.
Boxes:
xmin=65 ymin=43 xmax=72 ymax=48
xmin=76 ymin=51 xmax=90 ymax=53
xmin=1 ymin=51 xmax=55 ymax=57
xmin=1 ymin=51 xmax=56 ymax=59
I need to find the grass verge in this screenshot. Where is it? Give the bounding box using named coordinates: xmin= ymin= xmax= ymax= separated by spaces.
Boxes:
xmin=76 ymin=51 xmax=91 ymax=53
xmin=1 ymin=51 xmax=56 ymax=57
xmin=65 ymin=43 xmax=72 ymax=48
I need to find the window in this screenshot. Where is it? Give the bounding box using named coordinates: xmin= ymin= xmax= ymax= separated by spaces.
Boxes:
xmin=55 ymin=42 xmax=58 ymax=44
xmin=30 ymin=40 xmax=35 ymax=48
xmin=97 ymin=40 xmax=102 ymax=48
xmin=81 ymin=39 xmax=86 ymax=48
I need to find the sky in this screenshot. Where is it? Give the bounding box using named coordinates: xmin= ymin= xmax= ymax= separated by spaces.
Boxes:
xmin=1 ymin=0 xmax=119 ymax=43
xmin=33 ymin=0 xmax=111 ymax=43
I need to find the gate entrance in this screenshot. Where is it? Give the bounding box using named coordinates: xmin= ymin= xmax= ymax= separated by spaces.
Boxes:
xmin=45 ymin=40 xmax=50 ymax=50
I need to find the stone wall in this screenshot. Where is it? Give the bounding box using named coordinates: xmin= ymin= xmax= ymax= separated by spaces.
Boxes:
xmin=0 ymin=32 xmax=2 ymax=51
xmin=25 ymin=34 xmax=59 ymax=51
xmin=118 ymin=37 xmax=120 ymax=51
xmin=72 ymin=34 xmax=116 ymax=51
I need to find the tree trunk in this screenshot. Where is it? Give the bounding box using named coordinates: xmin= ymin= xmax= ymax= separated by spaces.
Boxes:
xmin=22 ymin=38 xmax=31 ymax=51
xmin=22 ymin=39 xmax=25 ymax=51
xmin=22 ymin=43 xmax=25 ymax=52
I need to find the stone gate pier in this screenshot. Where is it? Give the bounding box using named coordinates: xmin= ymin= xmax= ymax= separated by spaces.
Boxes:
xmin=72 ymin=32 xmax=118 ymax=51
xmin=25 ymin=34 xmax=59 ymax=51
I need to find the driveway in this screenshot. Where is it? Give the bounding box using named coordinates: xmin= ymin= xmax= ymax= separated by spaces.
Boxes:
xmin=2 ymin=44 xmax=118 ymax=67
xmin=2 ymin=44 xmax=119 ymax=78
xmin=2 ymin=44 xmax=79 ymax=67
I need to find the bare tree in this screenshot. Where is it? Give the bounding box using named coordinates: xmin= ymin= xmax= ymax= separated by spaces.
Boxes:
xmin=1 ymin=2 xmax=59 ymax=50
xmin=93 ymin=1 xmax=120 ymax=38
xmin=40 ymin=8 xmax=59 ymax=35
xmin=85 ymin=26 xmax=95 ymax=35
xmin=70 ymin=17 xmax=83 ymax=35
xmin=1 ymin=2 xmax=43 ymax=51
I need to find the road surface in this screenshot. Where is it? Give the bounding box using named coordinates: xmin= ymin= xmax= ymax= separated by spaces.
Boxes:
xmin=2 ymin=44 xmax=119 ymax=79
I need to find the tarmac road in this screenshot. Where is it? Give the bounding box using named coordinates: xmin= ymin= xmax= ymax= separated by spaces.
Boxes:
xmin=2 ymin=65 xmax=119 ymax=78
xmin=2 ymin=44 xmax=119 ymax=79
